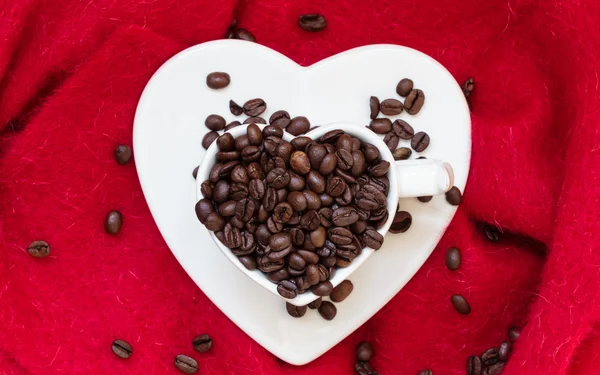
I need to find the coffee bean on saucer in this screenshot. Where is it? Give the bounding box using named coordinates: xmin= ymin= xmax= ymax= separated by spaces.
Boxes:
xmin=508 ymin=326 xmax=520 ymax=341
xmin=105 ymin=210 xmax=123 ymax=235
xmin=417 ymin=196 xmax=432 ymax=203
xmin=225 ymin=121 xmax=242 ymax=131
xmin=243 ymin=98 xmax=266 ymax=117
xmin=206 ymin=72 xmax=230 ymax=89
xmin=383 ymin=132 xmax=399 ymax=151
xmin=396 ymin=78 xmax=414 ymax=97
xmin=404 ymin=89 xmax=425 ymax=115
xmin=462 ymin=77 xmax=475 ymax=98
xmin=356 ymin=341 xmax=374 ymax=362
xmin=318 ymin=301 xmax=337 ymax=320
xmin=392 ymin=147 xmax=412 ymax=160
xmin=330 ymin=280 xmax=353 ymax=302
xmin=286 ymin=302 xmax=307 ymax=318
xmin=308 ymin=297 xmax=322 ymax=310
xmin=380 ymin=98 xmax=403 ymax=116
xmin=484 ymin=225 xmax=502 ymax=242
xmin=466 ymin=355 xmax=482 ymax=375
xmin=287 ymin=116 xmax=311 ymax=136
xmin=229 ymin=100 xmax=243 ymax=115
xmin=498 ymin=341 xmax=511 ymax=361
xmin=202 ymin=131 xmax=219 ymax=149
xmin=192 ymin=334 xmax=213 ymax=353
xmin=445 ymin=247 xmax=461 ymax=270
xmin=114 ymin=144 xmax=132 ymax=165
xmin=418 ymin=370 xmax=433 ymax=375
xmin=369 ymin=96 xmax=380 ymax=119
xmin=231 ymin=28 xmax=256 ymax=42
xmin=369 ymin=118 xmax=392 ymax=134
xmin=392 ymin=119 xmax=414 ymax=139
xmin=205 ymin=114 xmax=226 ymax=131
xmin=451 ymin=294 xmax=471 ymax=315
xmin=112 ymin=339 xmax=132 ymax=359
xmin=174 ymin=354 xmax=198 ymax=374
xmin=411 ymin=131 xmax=430 ymax=152
xmin=27 ymin=240 xmax=50 ymax=258
xmin=243 ymin=117 xmax=266 ymax=124
xmin=298 ymin=13 xmax=327 ymax=32
xmin=389 ymin=211 xmax=411 ymax=233
xmin=445 ymin=186 xmax=462 ymax=205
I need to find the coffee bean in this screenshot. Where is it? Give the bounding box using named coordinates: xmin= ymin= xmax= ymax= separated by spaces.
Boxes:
xmin=498 ymin=341 xmax=511 ymax=361
xmin=318 ymin=153 xmax=338 ymax=176
xmin=396 ymin=78 xmax=414 ymax=96
xmin=417 ymin=196 xmax=432 ymax=203
xmin=355 ymin=361 xmax=376 ymax=375
xmin=445 ymin=247 xmax=461 ymax=270
xmin=308 ymin=297 xmax=322 ymax=309
xmin=192 ymin=166 xmax=200 ymax=180
xmin=231 ymin=28 xmax=256 ymax=42
xmin=380 ymin=98 xmax=403 ymax=115
xmin=310 ymin=226 xmax=327 ymax=247
xmin=114 ymin=144 xmax=132 ymax=165
xmin=508 ymin=326 xmax=520 ymax=342
xmin=287 ymin=116 xmax=310 ymax=136
xmin=298 ymin=13 xmax=327 ymax=32
xmin=355 ymin=185 xmax=386 ymax=210
xmin=411 ymin=131 xmax=430 ymax=152
xmin=484 ymin=224 xmax=502 ymax=242
xmin=330 ymin=280 xmax=353 ymax=302
xmin=311 ymin=280 xmax=333 ymax=296
xmin=215 ymin=133 xmax=234 ymax=152
xmin=336 ymin=134 xmax=353 ymax=152
xmin=367 ymin=160 xmax=390 ymax=177
xmin=205 ymin=114 xmax=226 ymax=131
xmin=112 ymin=339 xmax=132 ymax=359
xmin=291 ymin=136 xmax=311 ymax=150
xmin=351 ymin=151 xmax=367 ymax=177
xmin=466 ymin=355 xmax=482 ymax=375
xmin=362 ymin=229 xmax=383 ymax=250
xmin=239 ymin=255 xmax=257 ymax=270
xmin=27 ymin=240 xmax=50 ymax=258
xmin=392 ymin=119 xmax=414 ymax=139
xmin=174 ymin=354 xmax=198 ymax=374
xmin=336 ymin=149 xmax=354 ymax=171
xmin=267 ymin=168 xmax=291 ymax=189
xmin=462 ymin=77 xmax=475 ymax=98
xmin=355 ymin=341 xmax=374 ymax=362
xmin=206 ymin=72 xmax=230 ymax=89
xmin=246 ymin=123 xmax=263 ymax=146
xmin=212 ymin=180 xmax=230 ymax=203
xmin=404 ymin=89 xmax=425 ymax=115
xmin=277 ymin=280 xmax=298 ymax=299
xmin=362 ymin=143 xmax=381 ymax=164
xmin=383 ymin=132 xmax=399 ymax=151
xmin=481 ymin=348 xmax=500 ymax=366
xmin=369 ymin=96 xmax=380 ymax=119
xmin=192 ymin=334 xmax=213 ymax=353
xmin=332 ymin=206 xmax=359 ymax=226
xmin=225 ymin=121 xmax=242 ymax=131
xmin=286 ymin=302 xmax=307 ymax=318
xmin=306 ymin=170 xmax=326 ymax=194
xmin=445 ymin=186 xmax=462 ymax=205
xmin=318 ymin=300 xmax=337 ymax=320
xmin=205 ymin=212 xmax=225 ymax=232
xmin=273 ymin=202 xmax=293 ymax=223
xmin=218 ymin=200 xmax=237 ymax=217
xmin=243 ymin=98 xmax=266 ymax=117
xmin=289 ymin=151 xmax=311 ymax=175
xmin=451 ymin=294 xmax=471 ymax=314
xmin=369 ymin=118 xmax=392 ymax=134
xmin=202 ymin=131 xmax=219 ymax=149
xmin=104 ymin=210 xmax=123 ymax=235
xmin=243 ymin=116 xmax=266 ymax=124
xmin=418 ymin=370 xmax=433 ymax=375
xmin=229 ymin=100 xmax=243 ymax=115
xmin=484 ymin=363 xmax=505 ymax=375
xmin=392 ymin=147 xmax=412 ymax=160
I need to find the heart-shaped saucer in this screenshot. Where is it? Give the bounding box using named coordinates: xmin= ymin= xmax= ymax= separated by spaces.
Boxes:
xmin=133 ymin=40 xmax=471 ymax=365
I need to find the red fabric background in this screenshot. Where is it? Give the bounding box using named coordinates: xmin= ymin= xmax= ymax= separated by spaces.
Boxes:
xmin=1 ymin=0 xmax=599 ymax=374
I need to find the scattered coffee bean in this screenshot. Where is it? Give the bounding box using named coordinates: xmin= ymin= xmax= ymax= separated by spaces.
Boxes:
xmin=462 ymin=77 xmax=475 ymax=98
xmin=451 ymin=294 xmax=471 ymax=315
xmin=312 ymin=280 xmax=333 ymax=296
xmin=114 ymin=145 xmax=132 ymax=165
xmin=298 ymin=13 xmax=327 ymax=32
xmin=308 ymin=297 xmax=322 ymax=309
xmin=369 ymin=96 xmax=380 ymax=119
xmin=286 ymin=302 xmax=307 ymax=318
xmin=484 ymin=363 xmax=505 ymax=375
xmin=243 ymin=116 xmax=266 ymax=124
xmin=229 ymin=100 xmax=243 ymax=115
xmin=318 ymin=300 xmax=337 ymax=320
xmin=417 ymin=196 xmax=432 ymax=203
xmin=380 ymin=98 xmax=403 ymax=116
xmin=174 ymin=354 xmax=198 ymax=374
xmin=192 ymin=334 xmax=213 ymax=353
xmin=396 ymin=78 xmax=414 ymax=96
xmin=243 ymin=98 xmax=266 ymax=117
xmin=404 ymin=89 xmax=425 ymax=115
xmin=418 ymin=370 xmax=433 ymax=375
xmin=445 ymin=186 xmax=462 ymax=205
xmin=231 ymin=28 xmax=256 ymax=42
xmin=466 ymin=356 xmax=482 ymax=375
xmin=205 ymin=114 xmax=226 ymax=131
xmin=411 ymin=131 xmax=430 ymax=152
xmin=392 ymin=119 xmax=414 ymax=139
xmin=389 ymin=211 xmax=412 ymax=233
xmin=392 ymin=147 xmax=412 ymax=160
xmin=287 ymin=116 xmax=310 ymax=136
xmin=369 ymin=118 xmax=392 ymax=134
xmin=508 ymin=326 xmax=520 ymax=341
xmin=225 ymin=121 xmax=242 ymax=131
xmin=104 ymin=210 xmax=123 ymax=235
xmin=498 ymin=341 xmax=511 ymax=361
xmin=355 ymin=341 xmax=374 ymax=362
xmin=484 ymin=225 xmax=502 ymax=242
xmin=202 ymin=131 xmax=219 ymax=149
xmin=206 ymin=72 xmax=230 ymax=89
xmin=111 ymin=339 xmax=132 ymax=359
xmin=355 ymin=361 xmax=376 ymax=375
xmin=481 ymin=348 xmax=499 ymax=366
xmin=330 ymin=280 xmax=353 ymax=302
xmin=383 ymin=132 xmax=399 ymax=151
xmin=27 ymin=240 xmax=50 ymax=258
xmin=445 ymin=247 xmax=461 ymax=270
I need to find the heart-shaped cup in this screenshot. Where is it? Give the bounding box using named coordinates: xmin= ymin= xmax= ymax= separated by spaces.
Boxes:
xmin=197 ymin=123 xmax=454 ymax=306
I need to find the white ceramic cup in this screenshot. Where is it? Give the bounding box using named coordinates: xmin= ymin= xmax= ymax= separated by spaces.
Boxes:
xmin=197 ymin=122 xmax=454 ymax=306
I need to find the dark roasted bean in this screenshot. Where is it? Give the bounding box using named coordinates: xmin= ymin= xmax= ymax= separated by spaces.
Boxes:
xmin=404 ymin=89 xmax=425 ymax=115
xmin=192 ymin=334 xmax=213 ymax=353
xmin=369 ymin=96 xmax=380 ymax=119
xmin=396 ymin=78 xmax=414 ymax=96
xmin=451 ymin=294 xmax=471 ymax=314
xmin=229 ymin=100 xmax=243 ymax=115
xmin=380 ymin=98 xmax=403 ymax=115
xmin=174 ymin=354 xmax=198 ymax=374
xmin=369 ymin=118 xmax=392 ymax=134
xmin=298 ymin=13 xmax=327 ymax=32
xmin=318 ymin=301 xmax=337 ymax=320
xmin=206 ymin=72 xmax=230 ymax=89
xmin=286 ymin=302 xmax=307 ymax=317
xmin=445 ymin=186 xmax=462 ymax=205
xmin=112 ymin=339 xmax=132 ymax=359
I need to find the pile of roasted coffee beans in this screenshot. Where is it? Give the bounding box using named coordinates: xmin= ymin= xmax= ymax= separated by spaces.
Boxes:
xmin=354 ymin=341 xmax=379 ymax=375
xmin=465 ymin=327 xmax=518 ymax=375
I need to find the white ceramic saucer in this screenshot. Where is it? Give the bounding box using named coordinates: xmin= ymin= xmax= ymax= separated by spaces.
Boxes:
xmin=133 ymin=40 xmax=471 ymax=365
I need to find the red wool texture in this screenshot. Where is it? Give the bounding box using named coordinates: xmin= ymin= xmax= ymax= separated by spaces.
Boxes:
xmin=0 ymin=0 xmax=599 ymax=374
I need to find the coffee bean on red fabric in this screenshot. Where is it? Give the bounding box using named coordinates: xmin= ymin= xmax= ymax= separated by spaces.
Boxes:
xmin=498 ymin=341 xmax=511 ymax=361
xmin=355 ymin=361 xmax=376 ymax=375
xmin=369 ymin=118 xmax=392 ymax=134
xmin=243 ymin=116 xmax=266 ymax=124
xmin=111 ymin=339 xmax=132 ymax=359
xmin=481 ymin=348 xmax=500 ymax=366
xmin=418 ymin=196 xmax=432 ymax=203
xmin=104 ymin=210 xmax=123 ymax=235
xmin=174 ymin=354 xmax=198 ymax=374
xmin=231 ymin=28 xmax=256 ymax=42
xmin=27 ymin=240 xmax=50 ymax=258
xmin=396 ymin=78 xmax=414 ymax=96
xmin=418 ymin=370 xmax=433 ymax=375
xmin=392 ymin=147 xmax=411 ymax=160
xmin=206 ymin=72 xmax=230 ymax=89
xmin=380 ymin=98 xmax=403 ymax=115
xmin=445 ymin=247 xmax=461 ymax=270
xmin=484 ymin=224 xmax=502 ymax=242
xmin=286 ymin=302 xmax=307 ymax=318
xmin=318 ymin=301 xmax=337 ymax=320
xmin=389 ymin=211 xmax=412 ymax=233
xmin=229 ymin=100 xmax=243 ymax=115
xmin=462 ymin=77 xmax=475 ymax=98
xmin=298 ymin=13 xmax=327 ymax=32
xmin=404 ymin=89 xmax=425 ymax=114
xmin=508 ymin=326 xmax=521 ymax=341
xmin=392 ymin=119 xmax=414 ymax=139
xmin=383 ymin=132 xmax=399 ymax=151
xmin=355 ymin=341 xmax=374 ymax=362
xmin=484 ymin=363 xmax=505 ymax=375
xmin=205 ymin=114 xmax=226 ymax=131
xmin=411 ymin=131 xmax=430 ymax=152
xmin=287 ymin=116 xmax=310 ymax=136
xmin=466 ymin=356 xmax=482 ymax=375
xmin=369 ymin=96 xmax=380 ymax=119
xmin=330 ymin=280 xmax=353 ymax=302
xmin=445 ymin=186 xmax=462 ymax=205
xmin=192 ymin=334 xmax=212 ymax=353
xmin=451 ymin=294 xmax=471 ymax=314
xmin=114 ymin=144 xmax=132 ymax=165
xmin=277 ymin=280 xmax=298 ymax=299
xmin=243 ymin=98 xmax=266 ymax=117
xmin=202 ymin=131 xmax=219 ymax=149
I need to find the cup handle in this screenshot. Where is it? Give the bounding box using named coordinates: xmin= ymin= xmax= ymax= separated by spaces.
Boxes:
xmin=395 ymin=159 xmax=454 ymax=198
